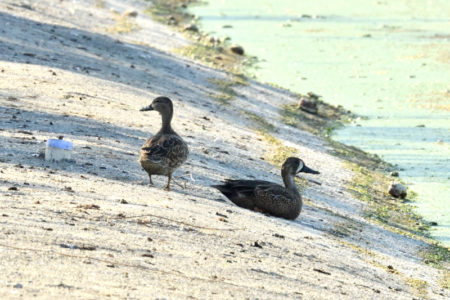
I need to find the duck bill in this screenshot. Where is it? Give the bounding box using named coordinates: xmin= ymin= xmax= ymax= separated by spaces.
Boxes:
xmin=299 ymin=165 xmax=320 ymax=175
xmin=140 ymin=104 xmax=154 ymax=111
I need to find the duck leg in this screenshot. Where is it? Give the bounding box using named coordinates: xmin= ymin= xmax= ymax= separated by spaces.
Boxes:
xmin=148 ymin=174 xmax=154 ymax=185
xmin=164 ymin=173 xmax=172 ymax=191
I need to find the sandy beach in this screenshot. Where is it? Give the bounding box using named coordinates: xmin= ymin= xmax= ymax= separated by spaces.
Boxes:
xmin=0 ymin=0 xmax=448 ymax=299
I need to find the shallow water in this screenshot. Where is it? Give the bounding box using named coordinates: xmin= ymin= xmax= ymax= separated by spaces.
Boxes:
xmin=190 ymin=0 xmax=450 ymax=245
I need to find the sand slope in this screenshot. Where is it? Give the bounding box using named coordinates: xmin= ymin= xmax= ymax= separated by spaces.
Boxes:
xmin=0 ymin=0 xmax=448 ymax=299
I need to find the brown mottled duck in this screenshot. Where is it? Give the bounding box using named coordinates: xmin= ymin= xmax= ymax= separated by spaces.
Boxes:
xmin=213 ymin=157 xmax=319 ymax=220
xmin=139 ymin=96 xmax=189 ymax=191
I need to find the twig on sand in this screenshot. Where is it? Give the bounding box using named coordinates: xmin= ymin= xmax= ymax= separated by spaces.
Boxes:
xmin=0 ymin=242 xmax=147 ymax=270
xmin=172 ymin=172 xmax=195 ymax=189
xmin=175 ymin=172 xmax=196 ymax=182
xmin=108 ymin=213 xmax=244 ymax=231
xmin=0 ymin=242 xmax=285 ymax=294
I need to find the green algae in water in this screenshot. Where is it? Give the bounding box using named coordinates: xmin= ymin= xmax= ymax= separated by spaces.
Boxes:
xmin=190 ymin=0 xmax=450 ymax=245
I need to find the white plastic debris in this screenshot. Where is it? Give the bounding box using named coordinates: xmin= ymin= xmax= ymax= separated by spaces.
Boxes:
xmin=45 ymin=138 xmax=73 ymax=161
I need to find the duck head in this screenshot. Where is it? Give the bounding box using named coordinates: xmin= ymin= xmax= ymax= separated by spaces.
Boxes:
xmin=140 ymin=96 xmax=175 ymax=132
xmin=281 ymin=157 xmax=319 ymax=178
xmin=140 ymin=96 xmax=173 ymax=115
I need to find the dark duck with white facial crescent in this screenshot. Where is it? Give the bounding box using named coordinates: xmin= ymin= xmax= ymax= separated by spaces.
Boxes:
xmin=213 ymin=157 xmax=319 ymax=220
xmin=139 ymin=96 xmax=189 ymax=191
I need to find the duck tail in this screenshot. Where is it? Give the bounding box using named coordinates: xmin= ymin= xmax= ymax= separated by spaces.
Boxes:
xmin=211 ymin=183 xmax=235 ymax=198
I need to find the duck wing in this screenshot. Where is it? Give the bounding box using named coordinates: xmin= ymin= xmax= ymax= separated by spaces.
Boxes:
xmin=140 ymin=134 xmax=188 ymax=167
xmin=254 ymin=184 xmax=299 ymax=219
xmin=212 ymin=179 xmax=273 ymax=209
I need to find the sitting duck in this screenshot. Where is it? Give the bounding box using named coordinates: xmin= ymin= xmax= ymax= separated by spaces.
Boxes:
xmin=213 ymin=157 xmax=319 ymax=220
xmin=139 ymin=96 xmax=189 ymax=190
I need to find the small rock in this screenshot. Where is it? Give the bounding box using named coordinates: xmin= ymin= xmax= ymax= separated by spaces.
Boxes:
xmin=272 ymin=233 xmax=285 ymax=239
xmin=77 ymin=204 xmax=100 ymax=210
xmin=222 ymin=25 xmax=233 ymax=28
xmin=183 ymin=24 xmax=199 ymax=33
xmin=429 ymin=221 xmax=438 ymax=226
xmin=13 ymin=283 xmax=23 ymax=289
xmin=215 ymin=212 xmax=228 ymax=218
xmin=122 ymin=9 xmax=138 ymax=18
xmin=252 ymin=241 xmax=263 ymax=248
xmin=79 ymin=245 xmax=96 ymax=251
xmin=230 ymin=45 xmax=244 ymax=55
xmin=297 ymin=97 xmax=318 ymax=114
xmin=306 ymin=92 xmax=320 ymax=99
xmin=390 ymin=171 xmax=399 ymax=177
xmin=119 ymin=199 xmax=128 ymax=204
xmin=8 ymin=186 xmax=18 ymax=191
xmin=416 ymin=124 xmax=426 ymax=128
xmin=64 ymin=186 xmax=74 ymax=193
xmin=388 ymin=182 xmax=407 ymax=199
xmin=167 ymin=15 xmax=177 ymax=25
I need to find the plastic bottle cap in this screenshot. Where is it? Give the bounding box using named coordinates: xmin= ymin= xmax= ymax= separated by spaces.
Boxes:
xmin=46 ymin=139 xmax=73 ymax=150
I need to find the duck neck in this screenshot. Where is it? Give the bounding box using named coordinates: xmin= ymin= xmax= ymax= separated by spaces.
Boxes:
xmin=160 ymin=109 xmax=174 ymax=133
xmin=283 ymin=174 xmax=300 ymax=196
xmin=283 ymin=174 xmax=302 ymax=216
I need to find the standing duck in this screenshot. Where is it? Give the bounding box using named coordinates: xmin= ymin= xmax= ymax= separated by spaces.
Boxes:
xmin=213 ymin=157 xmax=319 ymax=220
xmin=139 ymin=96 xmax=189 ymax=190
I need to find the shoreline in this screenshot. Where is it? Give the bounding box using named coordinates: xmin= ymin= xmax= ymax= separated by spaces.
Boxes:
xmin=0 ymin=0 xmax=448 ymax=298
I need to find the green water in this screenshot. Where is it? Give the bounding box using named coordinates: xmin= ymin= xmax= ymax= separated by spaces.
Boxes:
xmin=190 ymin=0 xmax=450 ymax=245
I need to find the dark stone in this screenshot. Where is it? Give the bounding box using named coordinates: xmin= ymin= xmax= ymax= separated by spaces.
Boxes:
xmin=390 ymin=171 xmax=399 ymax=177
xmin=183 ymin=24 xmax=199 ymax=33
xmin=252 ymin=241 xmax=263 ymax=248
xmin=230 ymin=45 xmax=244 ymax=55
xmin=388 ymin=182 xmax=407 ymax=198
xmin=297 ymin=97 xmax=318 ymax=114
